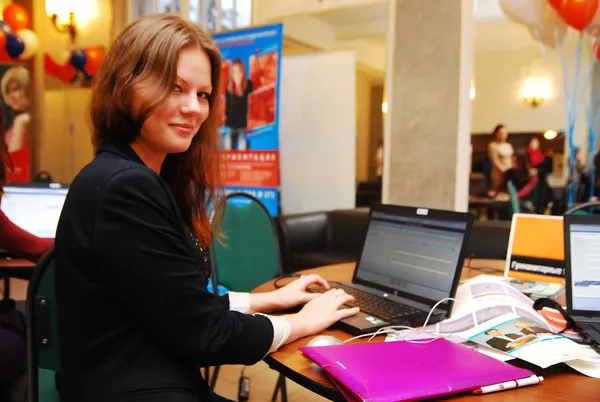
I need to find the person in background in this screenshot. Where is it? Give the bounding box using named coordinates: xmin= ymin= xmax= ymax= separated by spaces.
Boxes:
xmin=488 ymin=124 xmax=514 ymax=189
xmin=490 ymin=150 xmax=538 ymax=213
xmin=223 ymin=58 xmax=253 ymax=150
xmin=0 ymin=106 xmax=52 ymax=402
xmin=526 ymin=137 xmax=545 ymax=168
xmin=527 ymin=136 xmax=553 ymax=212
xmin=54 ymin=15 xmax=359 ymax=402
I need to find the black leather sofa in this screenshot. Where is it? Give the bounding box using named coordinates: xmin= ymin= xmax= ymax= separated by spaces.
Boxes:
xmin=276 ymin=208 xmax=511 ymax=273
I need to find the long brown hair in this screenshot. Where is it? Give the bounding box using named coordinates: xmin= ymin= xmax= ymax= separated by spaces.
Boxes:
xmin=88 ymin=14 xmax=224 ymax=246
xmin=227 ymin=58 xmax=248 ymax=95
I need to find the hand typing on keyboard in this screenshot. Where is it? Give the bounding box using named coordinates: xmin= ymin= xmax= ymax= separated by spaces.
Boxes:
xmin=287 ymin=288 xmax=360 ymax=336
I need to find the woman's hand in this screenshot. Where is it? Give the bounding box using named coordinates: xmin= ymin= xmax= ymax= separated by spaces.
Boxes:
xmin=284 ymin=289 xmax=360 ymax=343
xmin=249 ymin=274 xmax=331 ymax=313
xmin=271 ymin=274 xmax=331 ymax=310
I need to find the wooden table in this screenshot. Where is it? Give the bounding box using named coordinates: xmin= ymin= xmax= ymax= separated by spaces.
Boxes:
xmin=0 ymin=258 xmax=34 ymax=299
xmin=254 ymin=260 xmax=599 ymax=401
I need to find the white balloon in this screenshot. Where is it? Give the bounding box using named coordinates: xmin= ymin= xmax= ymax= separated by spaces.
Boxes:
xmin=53 ymin=49 xmax=72 ymax=65
xmin=16 ymin=29 xmax=38 ymax=60
xmin=528 ymin=5 xmax=568 ymax=48
xmin=500 ymin=0 xmax=547 ymax=26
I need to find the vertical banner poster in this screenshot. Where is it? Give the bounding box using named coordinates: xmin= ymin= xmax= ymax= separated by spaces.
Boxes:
xmin=212 ymin=23 xmax=283 ymax=216
xmin=1 ymin=63 xmax=31 ymax=183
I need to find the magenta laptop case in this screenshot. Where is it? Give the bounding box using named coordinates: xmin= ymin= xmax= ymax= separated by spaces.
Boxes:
xmin=299 ymin=338 xmax=534 ymax=402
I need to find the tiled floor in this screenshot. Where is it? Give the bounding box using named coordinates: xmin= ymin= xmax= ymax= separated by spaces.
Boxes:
xmin=4 ymin=277 xmax=328 ymax=402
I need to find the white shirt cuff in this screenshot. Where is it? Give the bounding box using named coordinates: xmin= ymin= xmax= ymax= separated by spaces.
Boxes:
xmin=228 ymin=291 xmax=251 ymax=313
xmin=255 ymin=314 xmax=291 ymax=355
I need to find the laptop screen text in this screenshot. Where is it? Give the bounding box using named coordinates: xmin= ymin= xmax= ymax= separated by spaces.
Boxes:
xmin=355 ymin=210 xmax=467 ymax=302
xmin=1 ymin=186 xmax=68 ymax=239
xmin=569 ymin=224 xmax=600 ymax=312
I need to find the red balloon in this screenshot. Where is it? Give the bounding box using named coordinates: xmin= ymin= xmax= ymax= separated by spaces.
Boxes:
xmin=2 ymin=4 xmax=30 ymax=32
xmin=548 ymin=0 xmax=563 ymax=10
xmin=557 ymin=0 xmax=599 ymax=31
xmin=83 ymin=47 xmax=105 ymax=77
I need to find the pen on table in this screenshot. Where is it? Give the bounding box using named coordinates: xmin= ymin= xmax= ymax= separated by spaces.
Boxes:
xmin=473 ymin=375 xmax=544 ymax=395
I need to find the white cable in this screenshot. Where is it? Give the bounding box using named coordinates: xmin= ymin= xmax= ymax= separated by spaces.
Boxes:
xmin=342 ymin=297 xmax=458 ymax=345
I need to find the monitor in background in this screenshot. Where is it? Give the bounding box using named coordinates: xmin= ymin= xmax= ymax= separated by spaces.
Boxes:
xmin=0 ymin=184 xmax=68 ymax=239
xmin=354 ymin=208 xmax=469 ymax=303
xmin=567 ymin=223 xmax=600 ymax=313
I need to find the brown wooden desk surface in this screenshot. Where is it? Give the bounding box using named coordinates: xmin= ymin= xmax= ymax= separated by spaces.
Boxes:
xmin=0 ymin=258 xmax=34 ymax=299
xmin=254 ymin=260 xmax=598 ymax=402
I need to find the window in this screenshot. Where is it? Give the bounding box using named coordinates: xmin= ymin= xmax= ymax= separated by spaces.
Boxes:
xmin=129 ymin=0 xmax=253 ymax=31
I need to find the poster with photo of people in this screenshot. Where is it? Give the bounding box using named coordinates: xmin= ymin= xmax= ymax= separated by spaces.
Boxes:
xmin=1 ymin=63 xmax=31 ymax=182
xmin=212 ymin=23 xmax=282 ymax=215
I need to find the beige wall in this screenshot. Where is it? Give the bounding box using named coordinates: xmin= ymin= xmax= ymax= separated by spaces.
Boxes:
xmin=33 ymin=0 xmax=113 ymax=183
xmin=472 ymin=46 xmax=591 ymax=156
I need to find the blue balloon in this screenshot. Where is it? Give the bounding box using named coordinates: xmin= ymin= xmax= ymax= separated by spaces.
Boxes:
xmin=70 ymin=49 xmax=87 ymax=71
xmin=5 ymin=34 xmax=24 ymax=59
xmin=0 ymin=22 xmax=13 ymax=35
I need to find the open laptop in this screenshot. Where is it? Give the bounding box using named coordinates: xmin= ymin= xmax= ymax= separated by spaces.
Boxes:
xmin=0 ymin=183 xmax=68 ymax=248
xmin=563 ymin=214 xmax=600 ymax=346
xmin=315 ymin=204 xmax=474 ymax=335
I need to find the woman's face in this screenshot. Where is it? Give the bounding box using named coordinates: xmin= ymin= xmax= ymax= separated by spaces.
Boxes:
xmin=495 ymin=127 xmax=508 ymax=142
xmin=6 ymin=79 xmax=28 ymax=112
xmin=132 ymin=47 xmax=213 ymax=159
xmin=232 ymin=63 xmax=244 ymax=85
xmin=529 ymin=138 xmax=540 ymax=150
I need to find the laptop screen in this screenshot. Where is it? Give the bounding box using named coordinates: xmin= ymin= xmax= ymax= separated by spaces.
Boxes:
xmin=355 ymin=209 xmax=468 ymax=302
xmin=0 ymin=185 xmax=68 ymax=239
xmin=568 ymin=223 xmax=600 ymax=312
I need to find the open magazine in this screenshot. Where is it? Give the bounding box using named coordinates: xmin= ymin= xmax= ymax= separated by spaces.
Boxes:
xmin=385 ymin=275 xmax=600 ymax=378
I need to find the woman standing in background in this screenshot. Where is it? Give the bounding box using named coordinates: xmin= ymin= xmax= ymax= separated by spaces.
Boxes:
xmin=488 ymin=124 xmax=514 ymax=189
xmin=224 ymin=58 xmax=253 ymax=150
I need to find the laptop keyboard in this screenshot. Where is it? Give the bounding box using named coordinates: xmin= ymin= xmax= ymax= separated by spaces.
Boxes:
xmin=580 ymin=322 xmax=600 ymax=340
xmin=309 ymin=283 xmax=422 ymax=322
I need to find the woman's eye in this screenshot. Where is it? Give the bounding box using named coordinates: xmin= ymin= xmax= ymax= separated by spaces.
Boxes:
xmin=198 ymin=92 xmax=210 ymax=99
xmin=173 ymin=85 xmax=183 ymax=92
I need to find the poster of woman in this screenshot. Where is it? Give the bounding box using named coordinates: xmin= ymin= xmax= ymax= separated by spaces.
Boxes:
xmin=1 ymin=63 xmax=31 ymax=182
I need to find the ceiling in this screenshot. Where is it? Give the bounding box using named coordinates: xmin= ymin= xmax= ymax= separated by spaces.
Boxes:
xmin=279 ymin=0 xmax=541 ymax=76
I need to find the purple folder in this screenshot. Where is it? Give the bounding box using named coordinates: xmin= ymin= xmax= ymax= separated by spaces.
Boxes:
xmin=299 ymin=338 xmax=534 ymax=402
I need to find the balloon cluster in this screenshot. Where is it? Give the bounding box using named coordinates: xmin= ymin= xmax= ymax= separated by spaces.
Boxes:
xmin=0 ymin=3 xmax=38 ymax=62
xmin=44 ymin=47 xmax=105 ymax=85
xmin=500 ymin=0 xmax=600 ymax=51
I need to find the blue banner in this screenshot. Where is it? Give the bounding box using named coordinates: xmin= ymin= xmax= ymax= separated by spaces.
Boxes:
xmin=212 ymin=23 xmax=283 ymax=216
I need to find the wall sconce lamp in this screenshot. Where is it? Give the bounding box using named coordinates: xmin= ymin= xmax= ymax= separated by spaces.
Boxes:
xmin=544 ymin=129 xmax=559 ymax=140
xmin=382 ymin=101 xmax=388 ymax=114
xmin=46 ymin=1 xmax=77 ymax=43
xmin=520 ymin=76 xmax=552 ymax=108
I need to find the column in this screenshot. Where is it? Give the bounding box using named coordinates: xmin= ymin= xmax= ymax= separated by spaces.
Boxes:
xmin=382 ymin=0 xmax=474 ymax=211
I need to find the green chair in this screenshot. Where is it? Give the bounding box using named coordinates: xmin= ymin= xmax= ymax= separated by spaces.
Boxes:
xmin=507 ymin=181 xmax=521 ymax=214
xmin=209 ymin=192 xmax=288 ymax=402
xmin=26 ymin=247 xmax=60 ymax=402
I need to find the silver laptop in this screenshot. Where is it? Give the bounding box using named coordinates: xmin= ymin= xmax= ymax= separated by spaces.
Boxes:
xmin=564 ymin=214 xmax=600 ymax=346
xmin=0 ymin=183 xmax=68 ymax=240
xmin=317 ymin=204 xmax=475 ymax=336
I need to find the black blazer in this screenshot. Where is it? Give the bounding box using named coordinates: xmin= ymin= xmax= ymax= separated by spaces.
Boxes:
xmin=54 ymin=139 xmax=274 ymax=402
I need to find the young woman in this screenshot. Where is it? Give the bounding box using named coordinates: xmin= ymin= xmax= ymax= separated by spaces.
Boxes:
xmin=487 ymin=124 xmax=514 ymax=189
xmin=54 ymin=15 xmax=358 ymax=402
xmin=224 ymin=58 xmax=253 ymax=150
